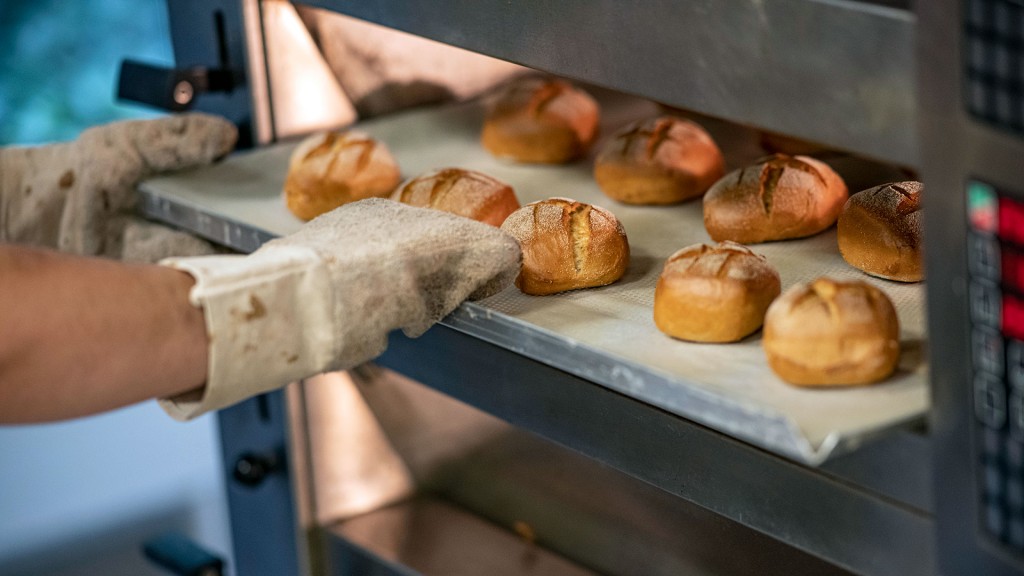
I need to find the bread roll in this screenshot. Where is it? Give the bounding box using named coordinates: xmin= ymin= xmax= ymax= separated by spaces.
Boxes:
xmin=481 ymin=78 xmax=600 ymax=164
xmin=763 ymin=278 xmax=900 ymax=386
xmin=654 ymin=242 xmax=781 ymax=343
xmin=500 ymin=198 xmax=629 ymax=295
xmin=284 ymin=130 xmax=401 ymax=221
xmin=594 ymin=116 xmax=726 ymax=205
xmin=703 ymin=154 xmax=848 ymax=244
xmin=392 ymin=168 xmax=520 ymax=226
xmin=837 ymin=181 xmax=923 ymax=282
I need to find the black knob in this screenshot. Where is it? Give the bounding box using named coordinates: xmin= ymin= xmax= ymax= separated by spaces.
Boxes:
xmin=117 ymin=60 xmax=236 ymax=112
xmin=233 ymin=452 xmax=279 ymax=487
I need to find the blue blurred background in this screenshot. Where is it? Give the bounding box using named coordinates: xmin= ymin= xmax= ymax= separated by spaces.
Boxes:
xmin=0 ymin=2 xmax=234 ymax=574
xmin=0 ymin=0 xmax=167 ymax=144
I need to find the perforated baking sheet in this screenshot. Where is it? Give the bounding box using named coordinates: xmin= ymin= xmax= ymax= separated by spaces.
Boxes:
xmin=139 ymin=90 xmax=928 ymax=465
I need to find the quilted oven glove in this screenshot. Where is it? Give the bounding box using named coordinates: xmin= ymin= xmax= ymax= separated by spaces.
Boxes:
xmin=0 ymin=113 xmax=237 ymax=261
xmin=159 ymin=198 xmax=521 ymax=420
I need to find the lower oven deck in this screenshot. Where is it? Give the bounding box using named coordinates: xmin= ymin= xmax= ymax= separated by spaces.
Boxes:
xmin=142 ymin=86 xmax=932 ymax=576
xmin=305 ymin=366 xmax=860 ymax=576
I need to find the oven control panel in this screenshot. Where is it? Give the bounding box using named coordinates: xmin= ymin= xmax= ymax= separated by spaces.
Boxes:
xmin=966 ymin=0 xmax=1024 ymax=134
xmin=969 ymin=179 xmax=1024 ymax=553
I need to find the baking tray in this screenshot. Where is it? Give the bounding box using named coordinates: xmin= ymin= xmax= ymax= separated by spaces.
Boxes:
xmin=138 ymin=90 xmax=928 ymax=466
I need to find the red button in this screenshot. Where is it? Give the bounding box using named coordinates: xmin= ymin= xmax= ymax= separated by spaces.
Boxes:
xmin=1005 ymin=294 xmax=1024 ymax=341
xmin=1005 ymin=251 xmax=1024 ymax=292
xmin=1000 ymin=197 xmax=1024 ymax=246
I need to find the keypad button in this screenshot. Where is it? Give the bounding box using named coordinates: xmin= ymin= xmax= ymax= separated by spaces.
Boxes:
xmin=988 ymin=502 xmax=1008 ymax=538
xmin=1010 ymin=518 xmax=1024 ymax=549
xmin=1012 ymin=391 xmax=1024 ymax=441
xmin=997 ymin=44 xmax=1013 ymax=78
xmin=974 ymin=327 xmax=1006 ymax=376
xmin=1008 ymin=438 xmax=1024 ymax=470
xmin=998 ymin=92 xmax=1014 ymax=124
xmin=1019 ymin=93 xmax=1024 ymax=129
xmin=1005 ymin=295 xmax=1024 ymax=340
xmin=1003 ymin=249 xmax=1024 ymax=292
xmin=971 ymin=233 xmax=1002 ymax=280
xmin=972 ymin=38 xmax=992 ymax=73
xmin=969 ymin=0 xmax=989 ymax=28
xmin=986 ymin=427 xmax=1005 ymax=462
xmin=987 ymin=464 xmax=1006 ymax=499
xmin=997 ymin=3 xmax=1012 ymax=37
xmin=976 ymin=372 xmax=1009 ymax=429
xmin=1009 ymin=478 xmax=1024 ymax=510
xmin=1000 ymin=197 xmax=1024 ymax=245
xmin=972 ymin=281 xmax=1003 ymax=328
xmin=1008 ymin=341 xmax=1024 ymax=390
xmin=971 ymin=81 xmax=989 ymax=117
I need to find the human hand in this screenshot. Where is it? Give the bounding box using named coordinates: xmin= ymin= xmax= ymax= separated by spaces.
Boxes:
xmin=159 ymin=198 xmax=521 ymax=419
xmin=0 ymin=113 xmax=236 ymax=258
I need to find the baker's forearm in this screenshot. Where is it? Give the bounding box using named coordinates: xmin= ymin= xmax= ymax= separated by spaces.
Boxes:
xmin=0 ymin=245 xmax=208 ymax=423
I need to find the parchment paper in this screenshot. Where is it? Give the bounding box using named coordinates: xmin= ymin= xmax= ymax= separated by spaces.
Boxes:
xmin=141 ymin=89 xmax=927 ymax=463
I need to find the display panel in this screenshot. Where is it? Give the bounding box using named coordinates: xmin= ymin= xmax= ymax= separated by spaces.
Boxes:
xmin=965 ymin=0 xmax=1024 ymax=135
xmin=968 ymin=178 xmax=1024 ymax=552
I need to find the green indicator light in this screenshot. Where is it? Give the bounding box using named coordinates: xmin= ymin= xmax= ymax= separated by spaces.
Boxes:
xmin=968 ymin=180 xmax=998 ymax=233
xmin=969 ymin=181 xmax=996 ymax=210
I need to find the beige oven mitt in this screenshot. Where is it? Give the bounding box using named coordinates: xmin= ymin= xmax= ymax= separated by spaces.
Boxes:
xmin=0 ymin=113 xmax=237 ymax=261
xmin=158 ymin=198 xmax=521 ymax=420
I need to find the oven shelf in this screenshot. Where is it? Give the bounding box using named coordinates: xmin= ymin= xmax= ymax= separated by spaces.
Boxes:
xmin=303 ymin=0 xmax=917 ymax=167
xmin=139 ymin=89 xmax=928 ymax=467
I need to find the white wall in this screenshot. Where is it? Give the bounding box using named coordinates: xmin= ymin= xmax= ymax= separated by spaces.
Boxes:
xmin=0 ymin=3 xmax=235 ymax=574
xmin=0 ymin=402 xmax=233 ymax=576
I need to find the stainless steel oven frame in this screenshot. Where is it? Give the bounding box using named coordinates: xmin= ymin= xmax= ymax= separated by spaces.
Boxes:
xmin=140 ymin=1 xmax=1024 ymax=574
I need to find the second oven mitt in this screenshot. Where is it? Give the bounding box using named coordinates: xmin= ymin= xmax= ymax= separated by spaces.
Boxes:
xmin=158 ymin=198 xmax=521 ymax=420
xmin=0 ymin=113 xmax=237 ymax=259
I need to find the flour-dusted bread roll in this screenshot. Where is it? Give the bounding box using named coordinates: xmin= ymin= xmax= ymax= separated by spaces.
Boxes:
xmin=837 ymin=181 xmax=923 ymax=282
xmin=703 ymin=154 xmax=848 ymax=243
xmin=594 ymin=116 xmax=725 ymax=205
xmin=654 ymin=242 xmax=781 ymax=343
xmin=392 ymin=168 xmax=520 ymax=226
xmin=284 ymin=130 xmax=401 ymax=221
xmin=500 ymin=198 xmax=629 ymax=295
xmin=763 ymin=278 xmax=900 ymax=386
xmin=481 ymin=78 xmax=600 ymax=164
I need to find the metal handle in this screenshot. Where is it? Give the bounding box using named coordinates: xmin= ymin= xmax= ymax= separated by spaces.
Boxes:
xmin=117 ymin=60 xmax=235 ymax=112
xmin=142 ymin=532 xmax=224 ymax=576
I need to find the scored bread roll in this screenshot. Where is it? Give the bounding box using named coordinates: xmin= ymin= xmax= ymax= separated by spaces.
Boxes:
xmin=703 ymin=154 xmax=848 ymax=244
xmin=763 ymin=278 xmax=900 ymax=386
xmin=500 ymin=198 xmax=629 ymax=295
xmin=654 ymin=242 xmax=781 ymax=343
xmin=594 ymin=116 xmax=726 ymax=205
xmin=837 ymin=181 xmax=923 ymax=282
xmin=284 ymin=130 xmax=401 ymax=221
xmin=482 ymin=77 xmax=600 ymax=164
xmin=392 ymin=168 xmax=520 ymax=226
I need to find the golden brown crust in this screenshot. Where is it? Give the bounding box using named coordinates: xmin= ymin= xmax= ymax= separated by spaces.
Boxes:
xmin=763 ymin=278 xmax=900 ymax=386
xmin=481 ymin=78 xmax=600 ymax=164
xmin=837 ymin=181 xmax=923 ymax=282
xmin=654 ymin=242 xmax=781 ymax=342
xmin=500 ymin=197 xmax=629 ymax=295
xmin=655 ymin=240 xmax=774 ymax=340
xmin=702 ymin=154 xmax=848 ymax=244
xmin=284 ymin=130 xmax=401 ymax=221
xmin=391 ymin=168 xmax=520 ymax=227
xmin=594 ymin=116 xmax=726 ymax=205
